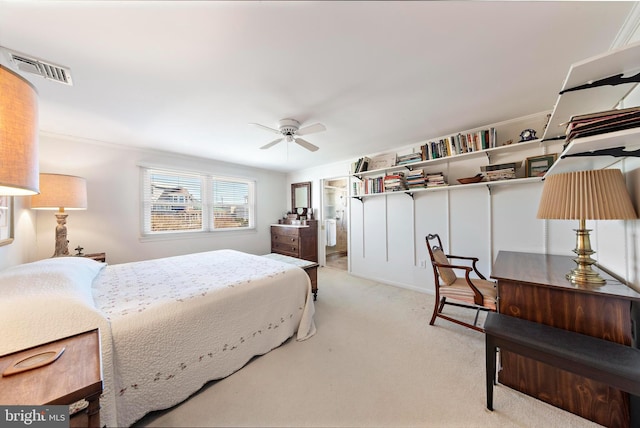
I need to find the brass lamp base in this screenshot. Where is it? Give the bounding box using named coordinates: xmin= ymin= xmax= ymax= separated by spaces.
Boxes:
xmin=567 ymin=219 xmax=605 ymax=286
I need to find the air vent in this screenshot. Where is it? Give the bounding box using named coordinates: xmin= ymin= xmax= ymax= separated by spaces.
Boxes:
xmin=1 ymin=47 xmax=73 ymax=86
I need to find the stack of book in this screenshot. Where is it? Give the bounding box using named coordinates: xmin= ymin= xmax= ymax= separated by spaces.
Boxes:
xmin=383 ymin=172 xmax=407 ymax=192
xmin=396 ymin=152 xmax=422 ymax=166
xmin=481 ymin=162 xmax=519 ymax=181
xmin=406 ymin=169 xmax=426 ymax=189
xmin=565 ymin=106 xmax=640 ymax=143
xmin=426 ymin=172 xmax=447 ymax=187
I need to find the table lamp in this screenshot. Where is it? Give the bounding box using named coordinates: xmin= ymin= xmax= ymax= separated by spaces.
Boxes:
xmin=0 ymin=65 xmax=39 ymax=195
xmin=537 ymin=168 xmax=637 ymax=286
xmin=31 ymin=173 xmax=87 ymax=257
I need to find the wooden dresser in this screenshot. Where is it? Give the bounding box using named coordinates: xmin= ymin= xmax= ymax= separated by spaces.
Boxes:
xmin=271 ymin=220 xmax=318 ymax=263
xmin=491 ymin=251 xmax=640 ymax=428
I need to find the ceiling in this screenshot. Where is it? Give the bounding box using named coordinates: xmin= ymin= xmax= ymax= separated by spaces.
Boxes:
xmin=0 ymin=1 xmax=636 ymax=173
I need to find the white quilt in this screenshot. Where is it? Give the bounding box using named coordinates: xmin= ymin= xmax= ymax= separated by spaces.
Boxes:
xmin=0 ymin=250 xmax=316 ymax=427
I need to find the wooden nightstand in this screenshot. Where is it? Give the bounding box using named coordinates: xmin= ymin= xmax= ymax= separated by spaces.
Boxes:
xmin=81 ymin=252 xmax=106 ymax=262
xmin=0 ymin=329 xmax=103 ymax=428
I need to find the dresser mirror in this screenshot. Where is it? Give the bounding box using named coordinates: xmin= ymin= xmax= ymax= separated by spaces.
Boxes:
xmin=291 ymin=181 xmax=311 ymax=216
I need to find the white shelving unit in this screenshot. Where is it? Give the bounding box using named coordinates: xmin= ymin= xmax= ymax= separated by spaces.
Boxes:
xmin=546 ymin=127 xmax=640 ymax=176
xmin=543 ymin=41 xmax=640 ymax=141
xmin=351 ymin=136 xmax=553 ymax=199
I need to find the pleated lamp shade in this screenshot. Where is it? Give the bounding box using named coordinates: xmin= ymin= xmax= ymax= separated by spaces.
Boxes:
xmin=537 ymin=169 xmax=637 ymax=221
xmin=31 ymin=173 xmax=87 ymax=211
xmin=0 ymin=65 xmax=39 ymax=195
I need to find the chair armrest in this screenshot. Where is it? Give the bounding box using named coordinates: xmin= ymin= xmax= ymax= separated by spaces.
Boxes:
xmin=446 ymin=254 xmax=479 ymax=262
xmin=444 ymin=255 xmax=487 ymax=280
xmin=432 ymin=261 xmax=484 ymax=305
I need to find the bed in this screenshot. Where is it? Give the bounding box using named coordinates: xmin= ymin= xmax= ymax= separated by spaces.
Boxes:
xmin=0 ymin=249 xmax=316 ymax=427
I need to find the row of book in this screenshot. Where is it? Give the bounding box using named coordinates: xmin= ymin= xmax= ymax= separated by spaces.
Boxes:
xmin=422 ymin=128 xmax=498 ymax=160
xmin=352 ymin=170 xmax=450 ymax=196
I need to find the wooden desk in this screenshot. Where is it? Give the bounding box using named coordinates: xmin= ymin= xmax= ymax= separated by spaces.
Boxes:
xmin=0 ymin=329 xmax=103 ymax=428
xmin=491 ymin=251 xmax=640 ymax=428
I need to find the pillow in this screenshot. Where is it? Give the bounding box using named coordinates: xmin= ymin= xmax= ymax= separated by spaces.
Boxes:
xmin=0 ymin=256 xmax=105 ymax=304
xmin=432 ymin=248 xmax=457 ymax=286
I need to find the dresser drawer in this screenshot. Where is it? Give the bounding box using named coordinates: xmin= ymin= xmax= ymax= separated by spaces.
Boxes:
xmin=272 ymin=233 xmax=299 ymax=245
xmin=271 ymin=241 xmax=300 ymax=257
xmin=271 ymin=226 xmax=300 ymax=237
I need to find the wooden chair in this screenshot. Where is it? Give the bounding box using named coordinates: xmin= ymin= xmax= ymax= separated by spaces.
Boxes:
xmin=425 ymin=234 xmax=497 ymax=332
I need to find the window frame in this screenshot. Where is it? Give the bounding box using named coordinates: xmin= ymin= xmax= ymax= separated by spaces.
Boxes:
xmin=140 ymin=166 xmax=256 ymax=237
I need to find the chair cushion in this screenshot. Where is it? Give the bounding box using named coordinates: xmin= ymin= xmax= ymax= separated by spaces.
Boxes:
xmin=432 ymin=248 xmax=457 ymax=285
xmin=439 ymin=277 xmax=497 ymax=310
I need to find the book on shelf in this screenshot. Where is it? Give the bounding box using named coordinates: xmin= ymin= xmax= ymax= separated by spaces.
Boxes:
xmin=484 ymin=168 xmax=516 ymax=181
xmin=396 ymin=152 xmax=422 ymax=165
xmin=481 ymin=161 xmax=520 ymax=181
xmin=565 ymin=106 xmax=640 ymax=143
xmin=383 ymin=171 xmax=407 ymax=192
xmin=425 ymin=171 xmax=448 ymax=187
xmin=406 ymin=169 xmax=426 ymax=189
xmin=352 ymin=156 xmax=372 ymax=173
xmin=480 ymin=161 xmax=520 ymax=172
xmin=423 ymin=127 xmax=498 ymax=160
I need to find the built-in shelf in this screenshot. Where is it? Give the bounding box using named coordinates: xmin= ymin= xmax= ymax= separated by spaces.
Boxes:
xmin=545 ymin=127 xmax=640 ymax=176
xmin=351 ymin=176 xmax=541 ymax=200
xmin=353 ymin=139 xmax=547 ymax=180
xmin=542 ymin=41 xmax=640 ymax=141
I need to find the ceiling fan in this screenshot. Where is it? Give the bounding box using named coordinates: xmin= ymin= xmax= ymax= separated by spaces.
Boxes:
xmin=251 ymin=118 xmax=326 ymax=152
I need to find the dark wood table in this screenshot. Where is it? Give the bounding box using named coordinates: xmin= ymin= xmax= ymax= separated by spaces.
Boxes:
xmin=0 ymin=329 xmax=103 ymax=428
xmin=491 ymin=251 xmax=640 ymax=428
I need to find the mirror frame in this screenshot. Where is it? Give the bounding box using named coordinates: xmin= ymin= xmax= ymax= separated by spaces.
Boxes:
xmin=291 ymin=181 xmax=311 ymax=212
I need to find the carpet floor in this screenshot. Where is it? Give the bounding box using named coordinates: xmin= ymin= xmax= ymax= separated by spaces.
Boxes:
xmin=135 ymin=266 xmax=601 ymax=427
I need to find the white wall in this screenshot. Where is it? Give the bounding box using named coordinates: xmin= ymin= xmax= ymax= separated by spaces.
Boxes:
xmin=31 ymin=133 xmax=287 ymax=264
xmin=0 ymin=197 xmax=36 ymax=270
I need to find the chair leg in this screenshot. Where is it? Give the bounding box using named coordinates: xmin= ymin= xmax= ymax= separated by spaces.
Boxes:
xmin=429 ymin=297 xmax=446 ymax=326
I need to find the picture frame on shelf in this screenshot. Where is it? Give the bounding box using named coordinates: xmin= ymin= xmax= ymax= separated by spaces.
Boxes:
xmin=525 ymin=154 xmax=558 ymax=177
xmin=0 ymin=196 xmax=14 ymax=246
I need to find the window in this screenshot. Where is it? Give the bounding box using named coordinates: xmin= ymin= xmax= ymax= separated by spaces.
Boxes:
xmin=141 ymin=167 xmax=255 ymax=235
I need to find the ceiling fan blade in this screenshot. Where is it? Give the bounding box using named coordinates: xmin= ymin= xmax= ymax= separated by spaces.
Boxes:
xmin=250 ymin=123 xmax=281 ymax=135
xmin=294 ymin=137 xmax=319 ymax=152
xmin=296 ymin=123 xmax=326 ymax=136
xmin=260 ymin=138 xmax=284 ymax=150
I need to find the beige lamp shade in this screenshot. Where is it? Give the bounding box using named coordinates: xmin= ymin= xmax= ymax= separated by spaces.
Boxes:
xmin=31 ymin=173 xmax=87 ymax=211
xmin=0 ymin=65 xmax=39 ymax=195
xmin=537 ymin=169 xmax=637 ymax=221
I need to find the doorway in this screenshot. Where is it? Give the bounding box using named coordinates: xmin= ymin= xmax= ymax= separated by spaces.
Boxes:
xmin=322 ymin=177 xmax=348 ymax=270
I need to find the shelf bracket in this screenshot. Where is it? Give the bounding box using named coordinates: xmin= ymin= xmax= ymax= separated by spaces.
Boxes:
xmin=406 ymin=192 xmax=414 ymax=199
xmin=485 ymin=151 xmax=492 ymax=164
xmin=486 ymin=184 xmax=492 ymax=195
xmin=351 ymin=196 xmax=363 ymax=202
xmin=559 ymin=71 xmax=640 ymax=95
xmin=562 ymin=146 xmax=640 ymax=159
